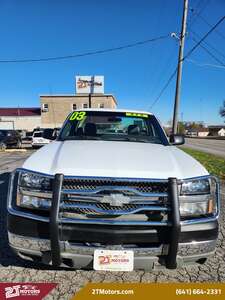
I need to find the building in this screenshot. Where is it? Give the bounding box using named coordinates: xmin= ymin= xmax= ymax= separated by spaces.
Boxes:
xmin=0 ymin=76 xmax=118 ymax=130
xmin=208 ymin=125 xmax=225 ymax=137
xmin=0 ymin=107 xmax=41 ymax=130
xmin=40 ymin=76 xmax=117 ymax=128
xmin=186 ymin=128 xmax=209 ymax=137
xmin=197 ymin=128 xmax=209 ymax=137
xmin=40 ymin=94 xmax=117 ymax=128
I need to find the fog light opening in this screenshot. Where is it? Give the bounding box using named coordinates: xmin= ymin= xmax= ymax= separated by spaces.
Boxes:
xmin=197 ymin=258 xmax=207 ymax=265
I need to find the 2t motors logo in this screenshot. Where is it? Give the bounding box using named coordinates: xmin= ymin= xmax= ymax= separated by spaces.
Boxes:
xmin=5 ymin=285 xmax=40 ymax=298
xmin=0 ymin=283 xmax=57 ymax=300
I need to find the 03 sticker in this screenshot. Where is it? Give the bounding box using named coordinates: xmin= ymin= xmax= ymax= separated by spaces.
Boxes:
xmin=70 ymin=111 xmax=86 ymax=121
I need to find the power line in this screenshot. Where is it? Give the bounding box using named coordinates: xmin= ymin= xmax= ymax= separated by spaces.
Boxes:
xmin=183 ymin=15 xmax=225 ymax=61
xmin=186 ymin=58 xmax=225 ymax=69
xmin=0 ymin=34 xmax=170 ymax=64
xmin=186 ymin=1 xmax=225 ymax=62
xmin=190 ymin=33 xmax=225 ymax=67
xmin=148 ymin=15 xmax=225 ymax=110
xmin=190 ymin=29 xmax=225 ymax=61
xmin=187 ymin=2 xmax=225 ymax=62
xmin=148 ymin=40 xmax=177 ymax=102
xmin=188 ymin=0 xmax=210 ymax=28
xmin=147 ymin=68 xmax=177 ymax=110
xmin=198 ymin=14 xmax=225 ymax=41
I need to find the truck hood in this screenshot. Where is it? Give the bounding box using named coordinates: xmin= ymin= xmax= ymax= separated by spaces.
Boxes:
xmin=23 ymin=140 xmax=208 ymax=179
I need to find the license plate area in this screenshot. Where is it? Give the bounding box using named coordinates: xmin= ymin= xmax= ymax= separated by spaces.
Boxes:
xmin=93 ymin=249 xmax=134 ymax=271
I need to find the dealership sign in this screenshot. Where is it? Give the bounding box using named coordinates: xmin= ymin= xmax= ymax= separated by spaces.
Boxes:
xmin=0 ymin=283 xmax=57 ymax=299
xmin=76 ymin=76 xmax=104 ymax=94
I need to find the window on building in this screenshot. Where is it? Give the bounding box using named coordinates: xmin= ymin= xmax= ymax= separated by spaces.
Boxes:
xmin=42 ymin=103 xmax=49 ymax=112
xmin=83 ymin=103 xmax=88 ymax=108
xmin=99 ymin=103 xmax=104 ymax=108
xmin=72 ymin=104 xmax=77 ymax=110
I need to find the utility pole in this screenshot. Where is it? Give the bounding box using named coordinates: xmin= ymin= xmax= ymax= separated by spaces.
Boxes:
xmin=172 ymin=0 xmax=188 ymax=134
xmin=89 ymin=75 xmax=95 ymax=108
xmin=89 ymin=93 xmax=92 ymax=108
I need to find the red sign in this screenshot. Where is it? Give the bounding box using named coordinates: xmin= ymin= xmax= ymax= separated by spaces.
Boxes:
xmin=0 ymin=283 xmax=57 ymax=300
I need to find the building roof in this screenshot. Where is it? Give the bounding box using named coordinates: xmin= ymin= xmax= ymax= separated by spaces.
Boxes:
xmin=208 ymin=125 xmax=225 ymax=130
xmin=198 ymin=128 xmax=209 ymax=132
xmin=0 ymin=107 xmax=41 ymax=117
xmin=187 ymin=128 xmax=209 ymax=133
xmin=40 ymin=94 xmax=118 ymax=105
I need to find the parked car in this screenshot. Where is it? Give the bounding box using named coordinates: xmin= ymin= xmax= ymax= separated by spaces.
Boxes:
xmin=7 ymin=109 xmax=220 ymax=271
xmin=31 ymin=128 xmax=57 ymax=148
xmin=0 ymin=129 xmax=22 ymax=150
xmin=22 ymin=131 xmax=33 ymax=143
xmin=31 ymin=130 xmax=50 ymax=148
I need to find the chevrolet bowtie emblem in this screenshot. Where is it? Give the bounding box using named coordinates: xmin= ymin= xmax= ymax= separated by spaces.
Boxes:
xmin=100 ymin=194 xmax=131 ymax=207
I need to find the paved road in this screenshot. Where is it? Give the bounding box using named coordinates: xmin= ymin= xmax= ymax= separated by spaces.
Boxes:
xmin=184 ymin=138 xmax=225 ymax=158
xmin=0 ymin=150 xmax=225 ymax=300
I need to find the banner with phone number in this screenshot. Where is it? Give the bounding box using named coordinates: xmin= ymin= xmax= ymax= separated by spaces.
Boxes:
xmin=72 ymin=283 xmax=225 ymax=300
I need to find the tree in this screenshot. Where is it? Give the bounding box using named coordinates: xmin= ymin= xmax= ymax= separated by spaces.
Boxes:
xmin=219 ymin=100 xmax=225 ymax=121
xmin=177 ymin=122 xmax=186 ymax=134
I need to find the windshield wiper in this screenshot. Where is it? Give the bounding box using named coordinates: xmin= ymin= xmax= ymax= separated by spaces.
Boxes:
xmin=99 ymin=135 xmax=162 ymax=144
xmin=59 ymin=135 xmax=162 ymax=144
xmin=59 ymin=136 xmax=101 ymax=141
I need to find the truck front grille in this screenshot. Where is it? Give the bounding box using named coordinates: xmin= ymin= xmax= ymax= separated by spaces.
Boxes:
xmin=62 ymin=200 xmax=169 ymax=215
xmin=62 ymin=178 xmax=168 ymax=195
xmin=60 ymin=177 xmax=170 ymax=225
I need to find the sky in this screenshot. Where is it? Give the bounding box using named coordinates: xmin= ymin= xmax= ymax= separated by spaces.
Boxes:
xmin=0 ymin=0 xmax=224 ymax=125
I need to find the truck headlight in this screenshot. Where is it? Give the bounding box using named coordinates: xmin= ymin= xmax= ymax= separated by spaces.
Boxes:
xmin=179 ymin=197 xmax=214 ymax=217
xmin=16 ymin=193 xmax=51 ymax=209
xmin=15 ymin=170 xmax=52 ymax=210
xmin=19 ymin=171 xmax=51 ymax=191
xmin=179 ymin=177 xmax=217 ymax=217
xmin=180 ymin=178 xmax=210 ymax=195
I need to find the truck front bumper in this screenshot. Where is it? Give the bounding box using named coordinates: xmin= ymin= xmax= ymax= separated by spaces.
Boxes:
xmin=8 ymin=233 xmax=217 ymax=270
xmin=7 ymin=172 xmax=220 ymax=270
xmin=8 ymin=215 xmax=218 ymax=270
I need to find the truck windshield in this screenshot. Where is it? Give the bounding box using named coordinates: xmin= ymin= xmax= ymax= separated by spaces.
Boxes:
xmin=58 ymin=111 xmax=169 ymax=145
xmin=33 ymin=132 xmax=43 ymax=137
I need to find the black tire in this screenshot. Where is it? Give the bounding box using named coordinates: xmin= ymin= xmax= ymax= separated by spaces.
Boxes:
xmin=0 ymin=142 xmax=7 ymax=151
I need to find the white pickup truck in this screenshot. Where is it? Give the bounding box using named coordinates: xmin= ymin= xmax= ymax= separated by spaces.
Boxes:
xmin=7 ymin=109 xmax=220 ymax=271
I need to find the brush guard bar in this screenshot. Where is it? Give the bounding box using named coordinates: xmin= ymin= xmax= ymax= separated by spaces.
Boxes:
xmin=49 ymin=174 xmax=181 ymax=269
xmin=8 ymin=169 xmax=220 ymax=270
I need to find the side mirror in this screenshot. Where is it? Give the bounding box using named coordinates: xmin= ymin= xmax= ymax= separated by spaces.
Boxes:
xmin=169 ymin=134 xmax=185 ymax=145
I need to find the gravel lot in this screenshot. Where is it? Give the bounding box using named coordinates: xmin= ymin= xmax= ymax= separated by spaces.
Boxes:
xmin=0 ymin=150 xmax=224 ymax=299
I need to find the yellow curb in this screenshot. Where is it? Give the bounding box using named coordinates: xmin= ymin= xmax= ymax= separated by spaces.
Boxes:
xmin=4 ymin=149 xmax=27 ymax=152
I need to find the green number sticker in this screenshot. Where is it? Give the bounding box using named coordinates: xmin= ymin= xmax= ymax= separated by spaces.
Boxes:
xmin=70 ymin=111 xmax=86 ymax=121
xmin=126 ymin=112 xmax=148 ymax=118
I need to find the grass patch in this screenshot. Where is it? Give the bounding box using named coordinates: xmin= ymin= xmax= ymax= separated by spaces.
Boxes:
xmin=180 ymin=147 xmax=225 ymax=179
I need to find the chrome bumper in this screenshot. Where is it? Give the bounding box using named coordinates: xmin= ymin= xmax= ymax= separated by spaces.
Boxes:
xmin=8 ymin=233 xmax=217 ymax=270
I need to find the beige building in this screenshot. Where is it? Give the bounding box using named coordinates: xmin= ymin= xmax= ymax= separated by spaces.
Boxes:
xmin=40 ymin=94 xmax=117 ymax=128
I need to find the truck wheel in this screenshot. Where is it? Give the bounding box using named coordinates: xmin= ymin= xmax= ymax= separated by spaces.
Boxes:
xmin=0 ymin=142 xmax=7 ymax=151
